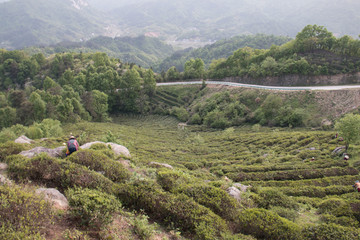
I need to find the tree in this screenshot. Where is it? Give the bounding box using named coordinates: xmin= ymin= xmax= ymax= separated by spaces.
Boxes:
xmin=335 ymin=113 xmax=360 ymax=150
xmin=143 ymin=69 xmax=156 ymax=96
xmin=295 ymin=25 xmax=335 ymax=52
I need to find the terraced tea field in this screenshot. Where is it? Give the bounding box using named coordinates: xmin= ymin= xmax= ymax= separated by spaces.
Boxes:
xmin=64 ymin=115 xmax=360 ymax=237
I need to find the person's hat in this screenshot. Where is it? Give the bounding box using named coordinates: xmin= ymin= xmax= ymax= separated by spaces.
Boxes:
xmin=345 ymin=155 xmax=349 ymax=159
xmin=70 ymin=135 xmax=75 ymax=139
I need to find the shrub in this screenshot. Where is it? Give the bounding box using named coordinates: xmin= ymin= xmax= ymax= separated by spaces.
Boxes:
xmin=236 ymin=208 xmax=301 ymax=240
xmin=157 ymin=169 xmax=190 ymax=192
xmin=170 ymin=107 xmax=189 ymax=122
xmin=132 ymin=214 xmax=156 ymax=240
xmin=114 ymin=181 xmax=228 ymax=240
xmin=0 ymin=185 xmax=53 ymax=239
xmin=66 ymin=187 xmax=121 ymax=228
xmin=270 ymin=206 xmax=299 ymax=222
xmin=320 ymin=214 xmax=359 ymax=228
xmin=68 ymin=149 xmax=130 ymax=183
xmin=0 ymin=141 xmax=26 ymax=162
xmin=0 ymin=128 xmax=17 ymax=143
xmin=318 ymin=198 xmax=352 ymax=217
xmin=8 ymin=153 xmax=114 ymax=192
xmin=303 ymin=223 xmax=360 ymax=240
xmin=256 ymin=189 xmax=299 ymax=210
xmin=178 ymin=183 xmax=241 ymax=221
xmin=25 ymin=126 xmax=43 ymax=139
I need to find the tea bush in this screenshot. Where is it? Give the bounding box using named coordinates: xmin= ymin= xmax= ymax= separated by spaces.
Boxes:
xmin=317 ymin=198 xmax=352 ymax=217
xmin=8 ymin=153 xmax=114 ymax=192
xmin=177 ymin=183 xmax=241 ymax=221
xmin=228 ymin=167 xmax=358 ymax=181
xmin=236 ymin=208 xmax=301 ymax=240
xmin=114 ymin=181 xmax=228 ymax=240
xmin=0 ymin=141 xmax=26 ymax=161
xmin=66 ymin=187 xmax=121 ymax=228
xmin=303 ymin=223 xmax=360 ymax=240
xmin=0 ymin=184 xmax=53 ymax=239
xmin=157 ymin=169 xmax=191 ymax=192
xmin=255 ymin=189 xmax=299 ymax=210
xmin=320 ymin=214 xmax=359 ymax=228
xmin=68 ymin=149 xmax=130 ymax=183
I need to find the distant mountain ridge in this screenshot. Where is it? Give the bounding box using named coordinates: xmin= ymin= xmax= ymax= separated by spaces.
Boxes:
xmin=25 ymin=35 xmax=175 ymax=68
xmin=0 ymin=0 xmax=108 ymax=49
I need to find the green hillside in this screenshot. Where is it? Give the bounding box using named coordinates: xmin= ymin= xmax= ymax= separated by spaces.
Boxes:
xmin=25 ymin=35 xmax=175 ymax=68
xmin=156 ymin=34 xmax=292 ymax=72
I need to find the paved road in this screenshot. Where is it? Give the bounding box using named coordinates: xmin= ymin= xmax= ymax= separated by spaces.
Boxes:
xmin=157 ymin=81 xmax=360 ymax=91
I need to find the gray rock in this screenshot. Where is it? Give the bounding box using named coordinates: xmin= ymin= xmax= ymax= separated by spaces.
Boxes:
xmin=80 ymin=141 xmax=131 ymax=158
xmin=14 ymin=135 xmax=34 ymax=144
xmin=227 ymin=186 xmax=242 ymax=201
xmin=0 ymin=163 xmax=8 ymax=171
xmin=19 ymin=146 xmax=66 ymax=158
xmin=332 ymin=146 xmax=346 ymax=154
xmin=35 ymin=188 xmax=68 ymax=210
xmin=233 ymin=183 xmax=251 ymax=192
xmin=0 ymin=174 xmax=12 ymax=185
xmin=149 ymin=161 xmax=173 ymax=169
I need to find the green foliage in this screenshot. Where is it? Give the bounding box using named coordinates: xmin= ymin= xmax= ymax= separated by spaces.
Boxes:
xmin=114 ymin=181 xmax=228 ymax=240
xmin=66 ymin=187 xmax=121 ymax=228
xmin=255 ymin=189 xmax=299 ymax=210
xmin=335 ymin=113 xmax=360 ymax=149
xmin=303 ymin=223 xmax=360 ymax=240
xmin=132 ymin=214 xmax=156 ymax=240
xmin=236 ymin=208 xmax=301 ymax=240
xmin=0 ymin=184 xmax=53 ymax=239
xmin=25 ymin=126 xmax=44 ymax=139
xmin=8 ymin=153 xmax=115 ymax=192
xmin=317 ymin=198 xmax=352 ymax=217
xmin=68 ymin=149 xmax=130 ymax=183
xmin=177 ymin=183 xmax=241 ymax=221
xmin=170 ymin=107 xmax=189 ymax=122
xmin=0 ymin=141 xmax=26 ymax=162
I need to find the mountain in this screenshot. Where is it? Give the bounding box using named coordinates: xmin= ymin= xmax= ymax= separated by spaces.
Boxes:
xmin=109 ymin=0 xmax=360 ymax=42
xmin=156 ymin=34 xmax=292 ymax=72
xmin=0 ymin=0 xmax=108 ymax=49
xmin=25 ymin=35 xmax=175 ymax=68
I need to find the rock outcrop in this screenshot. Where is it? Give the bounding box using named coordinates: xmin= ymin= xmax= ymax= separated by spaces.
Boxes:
xmin=15 ymin=135 xmax=34 ymax=144
xmin=149 ymin=161 xmax=173 ymax=169
xmin=80 ymin=141 xmax=131 ymax=158
xmin=35 ymin=188 xmax=69 ymax=210
xmin=19 ymin=146 xmax=66 ymax=158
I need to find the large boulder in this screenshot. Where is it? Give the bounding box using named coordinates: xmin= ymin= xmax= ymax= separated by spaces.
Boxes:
xmin=19 ymin=146 xmax=66 ymax=158
xmin=35 ymin=188 xmax=68 ymax=210
xmin=80 ymin=141 xmax=131 ymax=158
xmin=14 ymin=135 xmax=34 ymax=144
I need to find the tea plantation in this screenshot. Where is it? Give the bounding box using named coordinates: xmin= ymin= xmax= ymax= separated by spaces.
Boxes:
xmin=1 ymin=114 xmax=360 ymax=239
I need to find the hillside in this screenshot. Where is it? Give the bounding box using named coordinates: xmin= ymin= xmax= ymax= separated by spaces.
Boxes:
xmin=2 ymin=115 xmax=360 ymax=239
xmin=25 ymin=35 xmax=175 ymax=68
xmin=0 ymin=0 xmax=108 ymax=49
xmin=156 ymin=34 xmax=292 ymax=72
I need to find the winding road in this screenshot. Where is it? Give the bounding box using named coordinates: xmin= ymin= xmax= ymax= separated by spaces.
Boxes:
xmin=157 ymin=81 xmax=360 ymax=91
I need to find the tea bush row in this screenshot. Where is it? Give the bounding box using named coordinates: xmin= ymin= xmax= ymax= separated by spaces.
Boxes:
xmin=246 ymin=175 xmax=357 ymax=188
xmin=7 ymin=153 xmax=115 ymax=192
xmin=276 ymin=185 xmax=355 ymax=198
xmin=228 ymin=167 xmax=359 ymax=181
xmin=211 ymin=160 xmax=348 ymax=175
xmin=68 ymin=149 xmax=130 ymax=183
xmin=114 ymin=181 xmax=228 ymax=240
